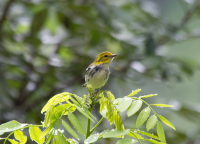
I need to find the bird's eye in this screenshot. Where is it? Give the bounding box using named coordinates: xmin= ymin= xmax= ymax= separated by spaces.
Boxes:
xmin=104 ymin=55 xmax=108 ymax=57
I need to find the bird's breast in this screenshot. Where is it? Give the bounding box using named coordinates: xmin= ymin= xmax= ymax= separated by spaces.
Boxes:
xmin=86 ymin=64 xmax=110 ymax=89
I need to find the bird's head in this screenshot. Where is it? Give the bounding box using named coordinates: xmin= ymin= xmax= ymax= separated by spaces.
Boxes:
xmin=94 ymin=51 xmax=118 ymax=65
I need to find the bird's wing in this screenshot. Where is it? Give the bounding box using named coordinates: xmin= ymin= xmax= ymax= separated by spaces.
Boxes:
xmin=85 ymin=64 xmax=95 ymax=74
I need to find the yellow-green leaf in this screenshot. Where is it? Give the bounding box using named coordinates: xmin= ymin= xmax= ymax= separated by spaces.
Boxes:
xmin=136 ymin=130 xmax=159 ymax=140
xmin=0 ymin=120 xmax=27 ymax=133
xmin=57 ymin=131 xmax=69 ymax=144
xmin=69 ymin=95 xmax=80 ymax=106
xmin=44 ymin=106 xmax=56 ymax=127
xmin=103 ymin=130 xmax=129 ymax=138
xmin=67 ymin=138 xmax=79 ymax=144
xmin=62 ymin=120 xmax=79 ymax=140
xmin=143 ymin=139 xmax=166 ymax=144
xmin=128 ymin=132 xmax=143 ymax=140
xmin=127 ymin=89 xmax=141 ymax=97
xmin=136 ymin=107 xmax=151 ymax=128
xmin=74 ymin=105 xmax=94 ymax=122
xmin=116 ymin=97 xmax=132 ymax=112
xmin=85 ymin=133 xmax=99 ymax=143
xmin=55 ymin=104 xmax=76 ymax=115
xmin=14 ymin=130 xmax=27 ymax=144
xmin=71 ymin=94 xmax=83 ymax=105
xmin=158 ymin=115 xmax=176 ymax=130
xmin=68 ymin=112 xmax=85 ymax=136
xmin=157 ymin=121 xmax=166 ymax=143
xmin=146 ymin=115 xmax=158 ymax=131
xmin=45 ymin=130 xmax=54 ymax=144
xmin=0 ymin=132 xmax=4 ymax=135
xmin=106 ymin=91 xmax=115 ymax=101
xmin=82 ymin=106 xmax=97 ymax=121
xmin=127 ymin=100 xmax=142 ymax=117
xmin=40 ymin=121 xmax=55 ymax=139
xmin=117 ymin=138 xmax=136 ymax=144
xmin=8 ymin=139 xmax=19 ymax=144
xmin=29 ymin=126 xmax=45 ymax=144
xmin=151 ymin=104 xmax=174 ymax=107
xmin=140 ymin=94 xmax=157 ymax=98
xmin=41 ymin=92 xmax=69 ymax=113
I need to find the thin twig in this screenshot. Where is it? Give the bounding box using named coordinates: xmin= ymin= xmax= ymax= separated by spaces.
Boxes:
xmin=157 ymin=0 xmax=200 ymax=45
xmin=0 ymin=0 xmax=15 ymax=40
xmin=90 ymin=117 xmax=105 ymax=134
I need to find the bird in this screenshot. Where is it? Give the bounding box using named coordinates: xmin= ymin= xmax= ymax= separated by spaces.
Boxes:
xmin=83 ymin=51 xmax=118 ymax=90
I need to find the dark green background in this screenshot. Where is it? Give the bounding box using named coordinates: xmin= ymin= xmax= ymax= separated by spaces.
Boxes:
xmin=0 ymin=0 xmax=200 ymax=143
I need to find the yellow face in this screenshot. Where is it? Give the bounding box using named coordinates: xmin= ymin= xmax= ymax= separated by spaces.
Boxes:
xmin=94 ymin=51 xmax=118 ymax=64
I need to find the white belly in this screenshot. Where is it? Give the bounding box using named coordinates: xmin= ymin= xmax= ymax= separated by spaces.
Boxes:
xmin=85 ymin=66 xmax=110 ymax=89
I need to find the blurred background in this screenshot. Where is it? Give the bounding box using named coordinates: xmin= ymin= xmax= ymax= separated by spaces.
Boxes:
xmin=0 ymin=0 xmax=200 ymax=143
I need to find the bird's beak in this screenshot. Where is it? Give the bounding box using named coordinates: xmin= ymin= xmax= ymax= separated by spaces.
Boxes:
xmin=111 ymin=54 xmax=118 ymax=57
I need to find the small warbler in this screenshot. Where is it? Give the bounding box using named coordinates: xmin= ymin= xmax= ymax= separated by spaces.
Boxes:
xmin=83 ymin=51 xmax=118 ymax=89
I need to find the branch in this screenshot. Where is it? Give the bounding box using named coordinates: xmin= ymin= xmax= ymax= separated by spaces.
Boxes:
xmin=0 ymin=0 xmax=15 ymax=40
xmin=177 ymin=0 xmax=200 ymax=29
xmin=157 ymin=0 xmax=200 ymax=45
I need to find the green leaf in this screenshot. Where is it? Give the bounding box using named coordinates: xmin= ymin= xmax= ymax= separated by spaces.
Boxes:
xmin=44 ymin=106 xmax=56 ymax=127
xmin=143 ymin=139 xmax=166 ymax=144
xmin=116 ymin=97 xmax=132 ymax=112
xmin=106 ymin=91 xmax=115 ymax=101
xmin=29 ymin=126 xmax=45 ymax=144
xmin=128 ymin=132 xmax=143 ymax=140
xmin=45 ymin=130 xmax=54 ymax=144
xmin=71 ymin=94 xmax=83 ymax=105
xmin=127 ymin=100 xmax=143 ymax=117
xmin=14 ymin=130 xmax=27 ymax=144
xmin=84 ymin=133 xmax=99 ymax=143
xmin=68 ymin=112 xmax=85 ymax=135
xmin=41 ymin=92 xmax=69 ymax=113
xmin=62 ymin=120 xmax=79 ymax=140
xmin=52 ymin=136 xmax=60 ymax=144
xmin=68 ymin=138 xmax=79 ymax=144
xmin=74 ymin=105 xmax=94 ymax=122
xmin=158 ymin=115 xmax=176 ymax=130
xmin=40 ymin=121 xmax=55 ymax=139
xmin=151 ymin=104 xmax=174 ymax=107
xmin=0 ymin=132 xmax=4 ymax=135
xmin=8 ymin=139 xmax=19 ymax=144
xmin=103 ymin=130 xmax=129 ymax=138
xmin=117 ymin=138 xmax=136 ymax=144
xmin=57 ymin=131 xmax=70 ymax=144
xmin=140 ymin=94 xmax=157 ymax=98
xmin=0 ymin=120 xmax=27 ymax=133
xmin=127 ymin=89 xmax=141 ymax=97
xmin=136 ymin=130 xmax=159 ymax=140
xmin=30 ymin=9 xmax=48 ymax=35
xmin=113 ymin=98 xmax=123 ymax=105
xmin=82 ymin=106 xmax=97 ymax=121
xmin=55 ymin=104 xmax=76 ymax=115
xmin=146 ymin=115 xmax=158 ymax=131
xmin=136 ymin=107 xmax=151 ymax=128
xmin=157 ymin=121 xmax=166 ymax=143
xmin=99 ymin=94 xmax=125 ymax=130
xmin=69 ymin=95 xmax=80 ymax=106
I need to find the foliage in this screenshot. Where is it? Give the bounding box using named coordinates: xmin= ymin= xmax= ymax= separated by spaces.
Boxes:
xmin=0 ymin=0 xmax=200 ymax=144
xmin=0 ymin=0 xmax=200 ymax=124
xmin=0 ymin=86 xmax=175 ymax=144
